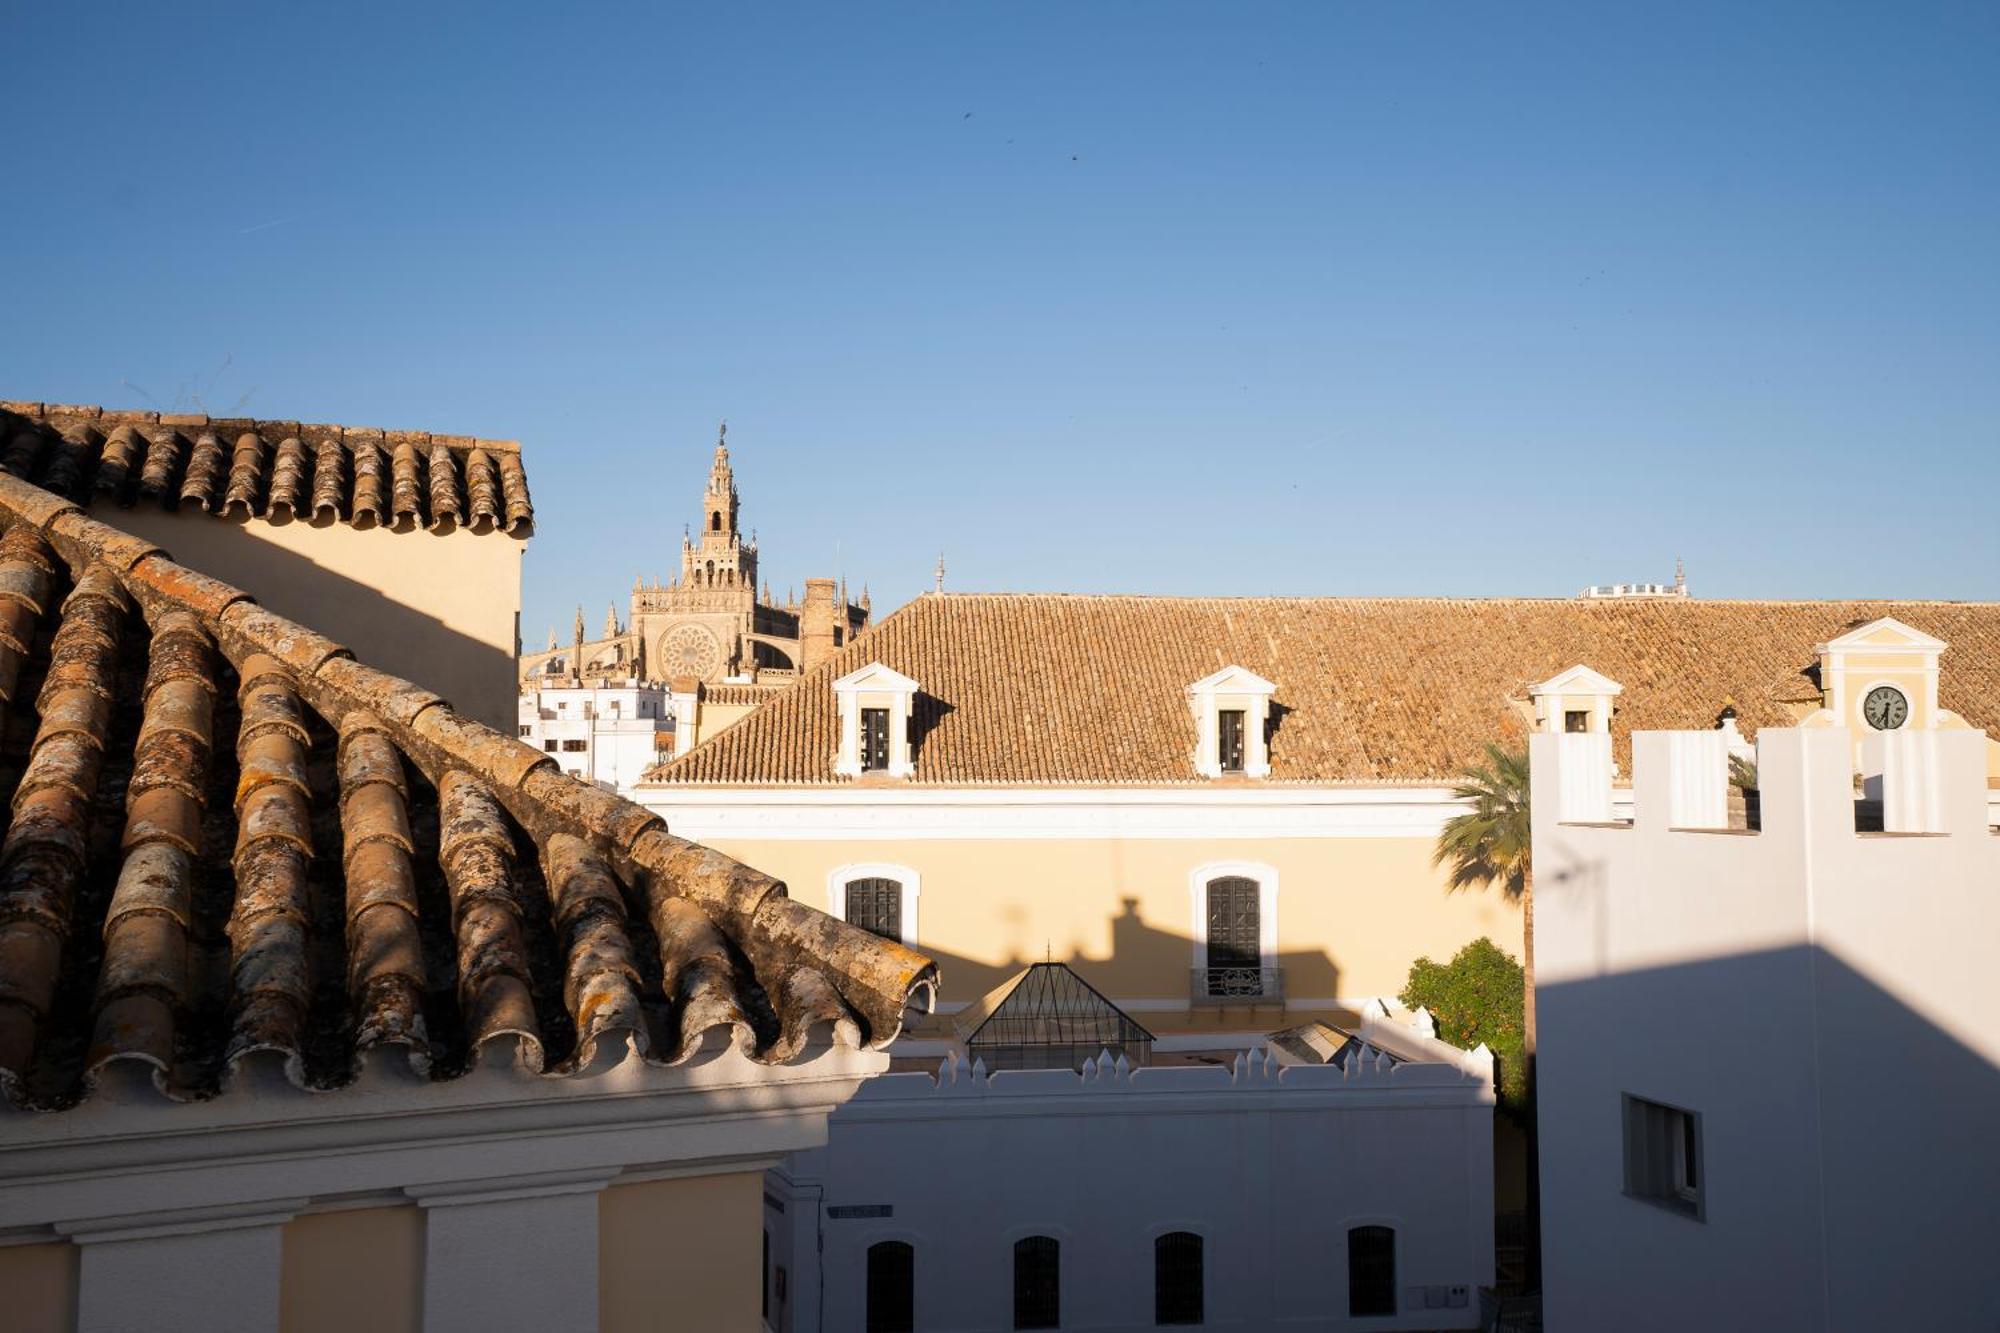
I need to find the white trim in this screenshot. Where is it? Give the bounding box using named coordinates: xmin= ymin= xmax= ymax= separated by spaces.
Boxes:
xmin=826 ymin=862 xmax=922 ymax=945
xmin=1187 ymin=860 xmax=1280 ymax=972
xmin=641 ymin=784 xmax=1466 ymax=841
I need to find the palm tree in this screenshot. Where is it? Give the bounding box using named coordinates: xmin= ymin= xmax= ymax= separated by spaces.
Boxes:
xmin=1432 ymin=740 xmax=1538 ymax=1292
xmin=1433 ymin=742 xmax=1535 ymax=1054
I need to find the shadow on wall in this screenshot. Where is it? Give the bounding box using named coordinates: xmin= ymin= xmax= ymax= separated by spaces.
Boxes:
xmin=109 ymin=510 xmax=520 ymax=730
xmin=1537 ymin=945 xmax=2000 ymax=1333
xmin=903 ymin=895 xmax=1346 ymax=1025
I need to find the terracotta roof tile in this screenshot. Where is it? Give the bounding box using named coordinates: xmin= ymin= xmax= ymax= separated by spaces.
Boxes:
xmin=0 ymin=464 xmax=933 ymax=1111
xmin=655 ymin=593 xmax=2000 ymax=786
xmin=0 ymin=403 xmax=533 ymax=536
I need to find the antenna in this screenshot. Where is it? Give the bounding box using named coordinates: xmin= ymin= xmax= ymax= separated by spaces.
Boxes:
xmin=934 ymin=551 xmax=946 ymax=594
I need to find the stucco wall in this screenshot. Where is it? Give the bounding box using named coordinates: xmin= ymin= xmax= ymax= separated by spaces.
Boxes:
xmin=281 ymin=1206 xmax=424 ymax=1333
xmin=692 ymin=834 xmax=1518 ymax=1027
xmin=105 ymin=506 xmax=523 ymax=730
xmin=0 ymin=1241 xmax=76 ymax=1333
xmin=601 ymin=1171 xmax=763 ymax=1333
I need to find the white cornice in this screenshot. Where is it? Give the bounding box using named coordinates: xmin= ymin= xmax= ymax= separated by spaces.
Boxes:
xmin=642 ymin=784 xmax=1470 ymax=840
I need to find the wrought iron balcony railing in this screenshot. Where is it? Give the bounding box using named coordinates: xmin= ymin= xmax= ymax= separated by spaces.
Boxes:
xmin=1190 ymin=967 xmax=1285 ymax=1004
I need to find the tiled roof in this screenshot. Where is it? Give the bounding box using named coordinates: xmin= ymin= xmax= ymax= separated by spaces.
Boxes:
xmin=0 ymin=471 xmax=933 ymax=1111
xmin=653 ymin=593 xmax=2000 ymax=786
xmin=0 ymin=402 xmax=532 ymax=535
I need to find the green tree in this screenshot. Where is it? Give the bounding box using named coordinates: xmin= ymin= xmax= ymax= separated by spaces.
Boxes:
xmin=1432 ymin=742 xmax=1535 ymax=1061
xmin=1432 ymin=741 xmax=1540 ymax=1288
xmin=1400 ymin=937 xmax=1526 ymax=1110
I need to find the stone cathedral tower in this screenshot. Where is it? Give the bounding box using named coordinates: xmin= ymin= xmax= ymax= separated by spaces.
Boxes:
xmin=519 ymin=425 xmax=870 ymax=686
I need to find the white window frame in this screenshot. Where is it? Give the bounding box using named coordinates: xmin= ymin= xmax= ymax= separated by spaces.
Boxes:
xmin=1186 ymin=860 xmax=1279 ymax=972
xmin=1185 ymin=666 xmax=1276 ymax=779
xmin=828 ymin=862 xmax=922 ymax=944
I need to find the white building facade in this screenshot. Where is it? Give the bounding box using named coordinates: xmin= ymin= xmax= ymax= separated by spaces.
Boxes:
xmin=1532 ymin=717 xmax=2000 ymax=1333
xmin=518 ymin=679 xmax=675 ymax=793
xmin=765 ymin=1010 xmax=1496 ymax=1333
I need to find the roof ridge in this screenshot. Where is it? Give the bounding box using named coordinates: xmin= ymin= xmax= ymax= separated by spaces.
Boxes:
xmin=2 ymin=399 xmax=522 ymax=454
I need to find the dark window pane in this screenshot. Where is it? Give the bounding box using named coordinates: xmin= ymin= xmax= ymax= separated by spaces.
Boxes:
xmin=867 ymin=1241 xmax=914 ymax=1333
xmin=862 ymin=707 xmax=891 ymax=771
xmin=1204 ymin=877 xmax=1261 ymax=995
xmin=1218 ymin=709 xmax=1246 ymax=773
xmin=1013 ymin=1235 xmax=1060 ymax=1329
xmin=1348 ymin=1226 xmax=1395 ymax=1317
xmin=1154 ymin=1231 xmax=1204 ymax=1325
xmin=1564 ymin=709 xmax=1589 ymax=733
xmin=845 ymin=877 xmax=903 ymax=943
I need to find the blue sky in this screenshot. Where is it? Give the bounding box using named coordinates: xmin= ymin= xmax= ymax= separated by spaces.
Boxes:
xmin=5 ymin=3 xmax=1997 ymax=641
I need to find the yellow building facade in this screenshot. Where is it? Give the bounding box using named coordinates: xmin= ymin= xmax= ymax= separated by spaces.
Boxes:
xmin=642 ymin=594 xmax=2000 ymax=1041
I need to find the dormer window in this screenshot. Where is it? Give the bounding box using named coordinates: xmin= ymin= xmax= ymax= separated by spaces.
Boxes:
xmin=1529 ymin=665 xmax=1624 ymax=735
xmin=1186 ymin=666 xmax=1277 ymax=779
xmin=833 ymin=663 xmax=921 ymax=778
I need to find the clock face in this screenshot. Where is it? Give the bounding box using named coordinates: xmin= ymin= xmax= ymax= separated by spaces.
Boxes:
xmin=1861 ymin=685 xmax=1909 ymax=731
xmin=659 ymin=624 xmax=723 ymax=679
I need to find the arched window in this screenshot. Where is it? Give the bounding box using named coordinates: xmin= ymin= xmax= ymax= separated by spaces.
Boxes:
xmin=844 ymin=877 xmax=903 ymax=943
xmin=710 ymin=510 xmax=721 ymax=532
xmin=1013 ymin=1235 xmax=1060 ymax=1329
xmin=1154 ymin=1231 xmax=1204 ymax=1325
xmin=1347 ymin=1225 xmax=1396 ymax=1317
xmin=866 ymin=1240 xmax=914 ymax=1333
xmin=1203 ymin=876 xmax=1262 ymax=996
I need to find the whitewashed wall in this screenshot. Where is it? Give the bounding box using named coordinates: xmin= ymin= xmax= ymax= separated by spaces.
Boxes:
xmin=1533 ymin=726 xmax=2000 ymax=1333
xmin=766 ymin=1040 xmax=1494 ymax=1332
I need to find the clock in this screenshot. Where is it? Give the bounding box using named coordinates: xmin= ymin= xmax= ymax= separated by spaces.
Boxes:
xmin=659 ymin=624 xmax=723 ymax=679
xmin=1861 ymin=685 xmax=1909 ymax=731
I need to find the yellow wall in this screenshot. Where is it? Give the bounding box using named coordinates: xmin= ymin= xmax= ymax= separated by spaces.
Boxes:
xmin=109 ymin=507 xmax=524 ymax=730
xmin=695 ymin=701 xmax=760 ymax=745
xmin=701 ymin=835 xmax=1521 ymax=1028
xmin=281 ymin=1206 xmax=425 ymax=1333
xmin=601 ymin=1171 xmax=763 ymax=1333
xmin=0 ymin=1241 xmax=76 ymax=1333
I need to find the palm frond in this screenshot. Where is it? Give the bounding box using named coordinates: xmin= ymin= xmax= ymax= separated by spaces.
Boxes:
xmin=1432 ymin=742 xmax=1531 ymax=904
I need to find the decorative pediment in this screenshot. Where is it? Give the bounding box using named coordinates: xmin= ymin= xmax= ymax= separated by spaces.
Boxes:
xmin=1529 ymin=664 xmax=1625 ymax=699
xmin=1187 ymin=665 xmax=1277 ymax=698
xmin=1818 ymin=617 xmax=1946 ymax=656
xmin=832 ymin=662 xmax=921 ymax=695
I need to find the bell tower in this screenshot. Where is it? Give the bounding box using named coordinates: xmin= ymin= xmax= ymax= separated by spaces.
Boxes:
xmin=678 ymin=424 xmax=758 ymax=592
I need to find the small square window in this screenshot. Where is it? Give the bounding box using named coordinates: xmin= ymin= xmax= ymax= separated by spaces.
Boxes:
xmin=1218 ymin=709 xmax=1247 ymax=774
xmin=543 ymin=740 xmax=559 ymax=753
xmin=1564 ymin=709 xmax=1590 ymax=733
xmin=518 ymin=725 xmax=532 ymax=737
xmin=1624 ymin=1094 xmax=1703 ymax=1219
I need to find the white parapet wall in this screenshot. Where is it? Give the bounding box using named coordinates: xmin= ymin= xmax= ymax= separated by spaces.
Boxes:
xmin=766 ymin=1030 xmax=1495 ymax=1333
xmin=1532 ymin=724 xmax=2000 ymax=1333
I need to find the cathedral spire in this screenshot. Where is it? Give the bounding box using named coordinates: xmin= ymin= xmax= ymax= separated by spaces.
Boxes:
xmin=604 ymin=603 xmax=619 ymax=639
xmin=573 ymin=605 xmax=585 ymax=645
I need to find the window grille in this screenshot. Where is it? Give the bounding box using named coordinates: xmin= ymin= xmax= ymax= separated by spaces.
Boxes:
xmin=1347 ymin=1226 xmax=1395 ymax=1317
xmin=562 ymin=739 xmax=587 ymax=752
xmin=866 ymin=1241 xmax=914 ymax=1333
xmin=1154 ymin=1231 xmax=1204 ymax=1325
xmin=1013 ymin=1235 xmax=1060 ymax=1329
xmin=844 ymin=877 xmax=903 ymax=943
xmin=861 ymin=707 xmax=891 ymax=771
xmin=1217 ymin=708 xmax=1247 ymax=773
xmin=1203 ymin=877 xmax=1262 ymax=996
